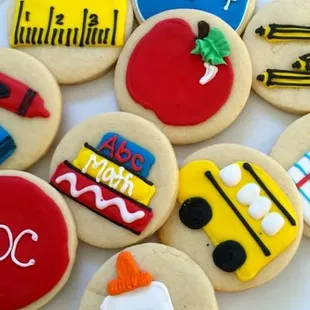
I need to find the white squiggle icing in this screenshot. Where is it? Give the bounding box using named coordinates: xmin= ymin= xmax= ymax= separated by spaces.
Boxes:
xmin=0 ymin=225 xmax=38 ymax=268
xmin=261 ymin=213 xmax=285 ymax=237
xmin=224 ymin=0 xmax=237 ymax=11
xmin=82 ymin=154 xmax=134 ymax=196
xmin=199 ymin=62 xmax=218 ymax=85
xmin=219 ymin=164 xmax=242 ymax=187
xmin=11 ymin=229 xmax=38 ymax=267
xmin=55 ymin=172 xmax=145 ymax=223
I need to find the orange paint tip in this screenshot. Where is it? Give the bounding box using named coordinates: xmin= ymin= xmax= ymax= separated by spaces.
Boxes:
xmin=107 ymin=251 xmax=152 ymax=296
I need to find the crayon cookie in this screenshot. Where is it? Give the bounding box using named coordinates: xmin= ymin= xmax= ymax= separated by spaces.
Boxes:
xmin=243 ymin=0 xmax=310 ymax=113
xmin=159 ymin=144 xmax=303 ymax=291
xmin=115 ymin=10 xmax=252 ymax=144
xmin=80 ymin=243 xmax=218 ymax=310
xmin=270 ymin=114 xmax=310 ymax=237
xmin=0 ymin=170 xmax=77 ymax=310
xmin=132 ymin=0 xmax=256 ymax=34
xmin=7 ymin=0 xmax=134 ymax=84
xmin=49 ymin=112 xmax=178 ymax=248
xmin=0 ymin=48 xmax=61 ymax=170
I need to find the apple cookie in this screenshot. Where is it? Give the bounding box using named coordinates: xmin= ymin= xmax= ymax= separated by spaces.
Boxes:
xmin=0 ymin=170 xmax=77 ymax=310
xmin=132 ymin=0 xmax=256 ymax=34
xmin=80 ymin=243 xmax=218 ymax=310
xmin=6 ymin=0 xmax=134 ymax=84
xmin=243 ymin=0 xmax=310 ymax=114
xmin=270 ymin=114 xmax=310 ymax=237
xmin=159 ymin=144 xmax=303 ymax=291
xmin=0 ymin=47 xmax=62 ymax=170
xmin=115 ymin=10 xmax=252 ymax=144
xmin=49 ymin=112 xmax=178 ymax=248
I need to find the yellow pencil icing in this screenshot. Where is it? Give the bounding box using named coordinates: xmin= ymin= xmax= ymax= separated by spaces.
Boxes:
xmin=292 ymin=53 xmax=310 ymax=71
xmin=73 ymin=144 xmax=156 ymax=206
xmin=10 ymin=0 xmax=127 ymax=47
xmin=178 ymin=160 xmax=298 ymax=282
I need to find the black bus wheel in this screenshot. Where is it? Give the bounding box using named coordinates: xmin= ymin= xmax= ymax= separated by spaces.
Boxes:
xmin=212 ymin=240 xmax=246 ymax=272
xmin=179 ymin=197 xmax=212 ymax=229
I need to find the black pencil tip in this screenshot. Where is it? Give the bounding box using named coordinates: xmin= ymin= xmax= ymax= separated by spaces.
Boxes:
xmin=255 ymin=26 xmax=265 ymax=36
xmin=256 ymin=74 xmax=264 ymax=82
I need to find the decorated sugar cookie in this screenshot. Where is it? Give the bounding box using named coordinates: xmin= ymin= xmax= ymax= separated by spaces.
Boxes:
xmin=243 ymin=0 xmax=310 ymax=114
xmin=115 ymin=10 xmax=252 ymax=144
xmin=159 ymin=144 xmax=303 ymax=291
xmin=80 ymin=243 xmax=218 ymax=310
xmin=270 ymin=114 xmax=310 ymax=237
xmin=132 ymin=0 xmax=256 ymax=33
xmin=0 ymin=170 xmax=77 ymax=310
xmin=49 ymin=112 xmax=178 ymax=248
xmin=0 ymin=48 xmax=61 ymax=170
xmin=6 ymin=0 xmax=134 ymax=84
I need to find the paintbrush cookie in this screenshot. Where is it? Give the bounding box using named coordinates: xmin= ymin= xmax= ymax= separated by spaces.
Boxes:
xmin=0 ymin=48 xmax=61 ymax=170
xmin=115 ymin=10 xmax=252 ymax=144
xmin=0 ymin=170 xmax=77 ymax=310
xmin=80 ymin=243 xmax=218 ymax=310
xmin=270 ymin=114 xmax=310 ymax=237
xmin=132 ymin=0 xmax=256 ymax=34
xmin=49 ymin=112 xmax=178 ymax=248
xmin=244 ymin=0 xmax=310 ymax=114
xmin=6 ymin=0 xmax=134 ymax=84
xmin=159 ymin=144 xmax=303 ymax=291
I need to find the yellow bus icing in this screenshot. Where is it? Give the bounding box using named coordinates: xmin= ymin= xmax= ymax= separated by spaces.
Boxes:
xmin=178 ymin=160 xmax=298 ymax=282
xmin=73 ymin=145 xmax=156 ymax=206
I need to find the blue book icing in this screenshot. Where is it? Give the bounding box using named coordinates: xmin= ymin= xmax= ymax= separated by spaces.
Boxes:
xmin=97 ymin=132 xmax=155 ymax=178
xmin=0 ymin=125 xmax=16 ymax=165
xmin=135 ymin=0 xmax=249 ymax=31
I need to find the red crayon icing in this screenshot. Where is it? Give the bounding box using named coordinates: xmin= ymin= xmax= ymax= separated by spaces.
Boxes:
xmin=126 ymin=19 xmax=234 ymax=126
xmin=0 ymin=72 xmax=50 ymax=118
xmin=0 ymin=176 xmax=69 ymax=310
xmin=50 ymin=161 xmax=154 ymax=235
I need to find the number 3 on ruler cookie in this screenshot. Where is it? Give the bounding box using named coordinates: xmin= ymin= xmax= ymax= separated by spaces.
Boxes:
xmin=10 ymin=0 xmax=128 ymax=47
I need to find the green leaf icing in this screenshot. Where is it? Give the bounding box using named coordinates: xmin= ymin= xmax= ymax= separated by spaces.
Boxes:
xmin=191 ymin=28 xmax=231 ymax=66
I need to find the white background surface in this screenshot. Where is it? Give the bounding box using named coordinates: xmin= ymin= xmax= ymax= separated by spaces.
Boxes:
xmin=1 ymin=0 xmax=310 ymax=309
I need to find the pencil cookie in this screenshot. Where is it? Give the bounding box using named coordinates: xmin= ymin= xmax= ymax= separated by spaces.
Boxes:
xmin=49 ymin=112 xmax=178 ymax=248
xmin=0 ymin=48 xmax=61 ymax=170
xmin=270 ymin=114 xmax=310 ymax=237
xmin=115 ymin=10 xmax=252 ymax=144
xmin=243 ymin=0 xmax=310 ymax=114
xmin=132 ymin=0 xmax=256 ymax=34
xmin=0 ymin=170 xmax=77 ymax=310
xmin=80 ymin=243 xmax=218 ymax=310
xmin=7 ymin=0 xmax=134 ymax=84
xmin=159 ymin=144 xmax=303 ymax=291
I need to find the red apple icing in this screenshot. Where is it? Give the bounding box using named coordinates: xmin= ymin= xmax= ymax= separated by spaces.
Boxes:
xmin=0 ymin=176 xmax=70 ymax=310
xmin=126 ymin=18 xmax=234 ymax=126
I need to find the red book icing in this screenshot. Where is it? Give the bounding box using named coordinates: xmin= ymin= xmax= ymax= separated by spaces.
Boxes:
xmin=50 ymin=161 xmax=154 ymax=235
xmin=126 ymin=18 xmax=234 ymax=126
xmin=0 ymin=72 xmax=50 ymax=118
xmin=0 ymin=176 xmax=69 ymax=310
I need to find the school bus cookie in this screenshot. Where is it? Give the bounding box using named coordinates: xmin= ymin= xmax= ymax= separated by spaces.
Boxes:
xmin=80 ymin=243 xmax=218 ymax=310
xmin=0 ymin=170 xmax=77 ymax=310
xmin=6 ymin=0 xmax=134 ymax=84
xmin=243 ymin=0 xmax=310 ymax=114
xmin=159 ymin=144 xmax=303 ymax=291
xmin=270 ymin=114 xmax=310 ymax=238
xmin=0 ymin=48 xmax=61 ymax=170
xmin=49 ymin=112 xmax=178 ymax=248
xmin=115 ymin=9 xmax=252 ymax=144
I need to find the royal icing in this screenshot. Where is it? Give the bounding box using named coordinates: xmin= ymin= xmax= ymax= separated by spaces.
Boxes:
xmin=0 ymin=72 xmax=49 ymax=118
xmin=50 ymin=134 xmax=156 ymax=235
xmin=288 ymin=152 xmax=310 ymax=226
xmin=10 ymin=0 xmax=128 ymax=48
xmin=101 ymin=252 xmax=174 ymax=310
xmin=126 ymin=19 xmax=234 ymax=126
xmin=178 ymin=160 xmax=298 ymax=282
xmin=134 ymin=0 xmax=249 ymax=31
xmin=255 ymin=24 xmax=310 ymax=88
xmin=0 ymin=125 xmax=16 ymax=165
xmin=0 ymin=176 xmax=70 ymax=310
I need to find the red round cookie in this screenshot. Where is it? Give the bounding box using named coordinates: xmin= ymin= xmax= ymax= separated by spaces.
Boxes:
xmin=0 ymin=175 xmax=72 ymax=310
